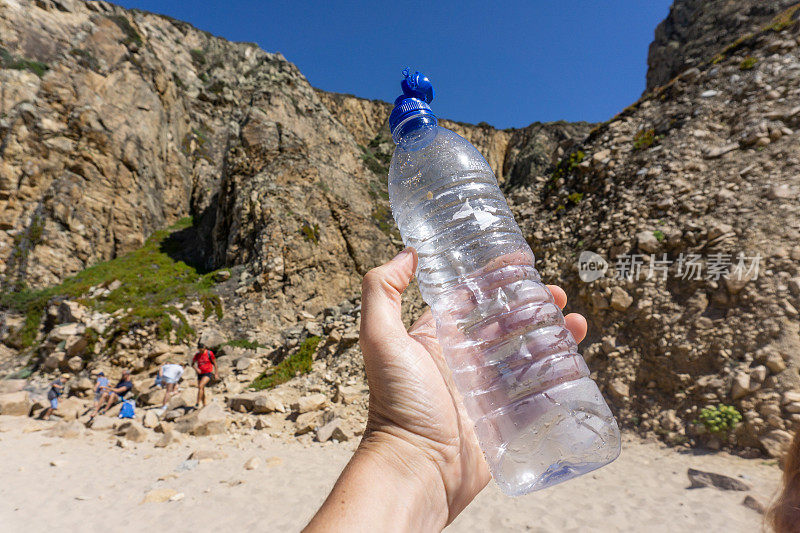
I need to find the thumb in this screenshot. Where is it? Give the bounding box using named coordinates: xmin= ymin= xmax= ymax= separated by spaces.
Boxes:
xmin=359 ymin=248 xmax=418 ymax=349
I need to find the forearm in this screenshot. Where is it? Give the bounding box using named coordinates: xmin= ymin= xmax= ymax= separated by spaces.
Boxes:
xmin=304 ymin=433 xmax=448 ymax=532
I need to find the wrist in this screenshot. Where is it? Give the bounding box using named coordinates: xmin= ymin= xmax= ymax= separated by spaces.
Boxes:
xmin=305 ymin=429 xmax=449 ymax=532
xmin=357 ymin=430 xmax=449 ymax=530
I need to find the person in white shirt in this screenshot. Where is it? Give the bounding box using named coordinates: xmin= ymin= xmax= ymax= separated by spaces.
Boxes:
xmin=158 ymin=362 xmax=185 ymax=410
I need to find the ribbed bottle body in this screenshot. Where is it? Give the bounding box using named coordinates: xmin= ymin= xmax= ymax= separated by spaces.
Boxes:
xmin=389 ymin=126 xmax=620 ymax=495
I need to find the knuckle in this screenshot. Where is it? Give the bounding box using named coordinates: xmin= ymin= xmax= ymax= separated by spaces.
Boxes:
xmin=361 ymin=268 xmax=384 ymax=291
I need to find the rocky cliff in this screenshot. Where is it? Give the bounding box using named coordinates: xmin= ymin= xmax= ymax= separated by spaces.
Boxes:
xmin=647 ymin=0 xmax=799 ymax=90
xmin=316 ymin=89 xmax=593 ymax=189
xmin=0 ymin=0 xmax=400 ymax=308
xmin=536 ymin=3 xmax=800 ymax=453
xmin=1 ymin=0 xmax=799 ymax=457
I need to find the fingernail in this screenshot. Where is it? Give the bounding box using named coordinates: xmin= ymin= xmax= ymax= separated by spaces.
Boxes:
xmin=393 ymin=247 xmax=413 ymax=261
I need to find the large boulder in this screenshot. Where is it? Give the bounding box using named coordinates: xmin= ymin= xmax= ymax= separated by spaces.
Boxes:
xmin=174 ymin=404 xmax=229 ymax=436
xmin=56 ymin=397 xmax=88 ymax=420
xmin=760 ymin=429 xmax=795 ymax=459
xmin=65 ymin=355 xmax=84 ymax=373
xmin=167 ymin=388 xmax=196 ymax=410
xmin=0 ymin=379 xmax=27 ymax=394
xmin=0 ymin=391 xmax=32 ymax=416
xmin=70 ymin=377 xmax=94 ymax=395
xmin=48 ymin=323 xmax=85 ymax=342
xmin=138 ymin=387 xmax=166 ymax=407
xmin=199 ymin=329 xmax=226 ymax=349
xmin=48 ymin=420 xmax=85 ymax=438
xmin=43 ymin=352 xmax=66 ymax=371
xmin=88 ymin=415 xmax=117 ymax=431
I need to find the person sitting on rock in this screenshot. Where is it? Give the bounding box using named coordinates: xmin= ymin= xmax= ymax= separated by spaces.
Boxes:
xmin=90 ymin=370 xmax=133 ymax=418
xmin=158 ymin=361 xmax=185 ymax=411
xmin=42 ymin=374 xmax=69 ymax=421
xmin=192 ymin=342 xmax=217 ymax=408
xmin=91 ymin=371 xmax=109 ymax=412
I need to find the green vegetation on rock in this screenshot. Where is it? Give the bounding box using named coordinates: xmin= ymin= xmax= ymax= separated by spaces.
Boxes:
xmin=551 ymin=150 xmax=585 ymax=183
xmin=696 ymin=404 xmax=742 ymax=434
xmin=739 ymin=56 xmax=758 ymax=70
xmin=225 ymin=339 xmax=269 ymax=350
xmin=1 ymin=217 xmax=223 ymax=349
xmin=633 ymin=129 xmax=656 ymax=151
xmin=0 ymin=46 xmax=49 ymax=77
xmin=301 ymin=222 xmax=320 ymax=244
xmin=768 ymin=4 xmax=800 ymax=32
xmin=567 ymin=192 xmax=584 ymax=204
xmin=106 ymin=14 xmax=142 ymax=47
xmin=250 ymin=335 xmax=321 ymax=390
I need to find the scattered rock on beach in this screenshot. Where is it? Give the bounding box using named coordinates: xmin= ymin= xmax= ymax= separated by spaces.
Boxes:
xmin=142 ymin=489 xmax=180 ymax=504
xmin=760 ymin=429 xmax=794 ymax=458
xmin=117 ymin=421 xmax=148 ymax=443
xmin=295 ymin=411 xmax=321 ymax=435
xmin=687 ymin=468 xmax=751 ymax=491
xmin=265 ymin=456 xmax=283 ymax=468
xmin=335 ymin=385 xmax=366 ymax=405
xmin=154 ymin=429 xmax=179 ymax=448
xmin=292 ymin=393 xmax=327 ymax=414
xmin=244 ymin=456 xmax=261 ymax=470
xmin=142 ymin=410 xmax=159 ymax=429
xmin=253 ymin=395 xmax=284 ymax=414
xmin=175 ymin=460 xmax=199 ymax=472
xmin=742 ymin=495 xmax=766 ymax=514
xmin=189 ymin=448 xmax=228 ymax=461
xmin=316 ymin=418 xmax=350 ymax=442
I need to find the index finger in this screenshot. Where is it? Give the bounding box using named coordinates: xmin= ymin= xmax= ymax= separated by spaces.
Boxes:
xmin=546 ymin=284 xmax=567 ymax=310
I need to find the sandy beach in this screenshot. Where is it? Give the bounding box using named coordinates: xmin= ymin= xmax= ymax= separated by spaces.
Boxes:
xmin=0 ymin=415 xmax=780 ymax=532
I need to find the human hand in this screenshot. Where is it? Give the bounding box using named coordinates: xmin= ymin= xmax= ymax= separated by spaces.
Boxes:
xmin=354 ymin=248 xmax=587 ymax=528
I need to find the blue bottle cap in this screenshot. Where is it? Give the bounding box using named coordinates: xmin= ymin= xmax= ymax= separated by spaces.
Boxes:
xmin=389 ymin=68 xmax=436 ymax=134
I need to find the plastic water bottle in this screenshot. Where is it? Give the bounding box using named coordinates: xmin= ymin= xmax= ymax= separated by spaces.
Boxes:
xmin=387 ymin=69 xmax=620 ymax=495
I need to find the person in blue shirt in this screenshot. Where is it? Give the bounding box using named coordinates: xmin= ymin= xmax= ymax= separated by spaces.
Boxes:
xmin=42 ymin=374 xmax=69 ymax=421
xmin=89 ymin=370 xmax=133 ymax=419
xmin=91 ymin=371 xmax=109 ymax=413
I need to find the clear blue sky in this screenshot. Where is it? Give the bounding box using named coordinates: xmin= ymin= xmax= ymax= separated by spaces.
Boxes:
xmin=115 ymin=0 xmax=673 ymax=129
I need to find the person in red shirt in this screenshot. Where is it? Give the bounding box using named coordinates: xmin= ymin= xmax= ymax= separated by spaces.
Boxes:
xmin=192 ymin=342 xmax=218 ymax=407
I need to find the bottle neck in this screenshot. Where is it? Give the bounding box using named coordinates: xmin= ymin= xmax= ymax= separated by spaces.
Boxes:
xmin=392 ymin=114 xmax=438 ymax=150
